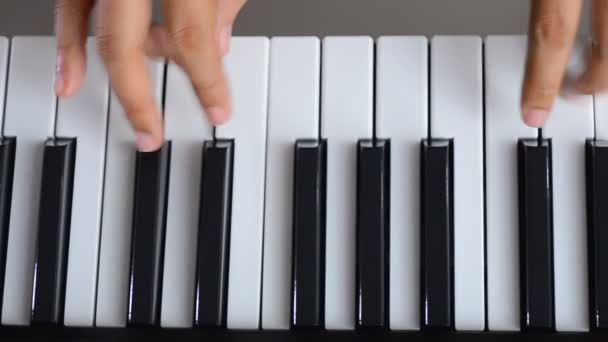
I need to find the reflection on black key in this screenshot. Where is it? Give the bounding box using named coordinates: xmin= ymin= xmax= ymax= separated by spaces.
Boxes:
xmin=356 ymin=139 xmax=389 ymax=330
xmin=194 ymin=139 xmax=233 ymax=328
xmin=291 ymin=140 xmax=326 ymax=330
xmin=0 ymin=137 xmax=15 ymax=315
xmin=31 ymin=138 xmax=76 ymax=325
xmin=127 ymin=142 xmax=171 ymax=327
xmin=420 ymin=139 xmax=453 ymax=331
xmin=518 ymin=138 xmax=554 ymax=332
xmin=586 ymin=139 xmax=608 ymax=330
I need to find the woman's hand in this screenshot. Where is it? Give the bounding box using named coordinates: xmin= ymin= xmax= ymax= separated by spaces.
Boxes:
xmin=54 ymin=0 xmax=246 ymax=151
xmin=522 ymin=0 xmax=606 ymax=127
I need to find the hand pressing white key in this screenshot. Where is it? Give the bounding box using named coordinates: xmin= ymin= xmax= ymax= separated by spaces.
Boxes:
xmin=522 ymin=0 xmax=606 ymax=127
xmin=53 ymin=0 xmax=246 ymax=151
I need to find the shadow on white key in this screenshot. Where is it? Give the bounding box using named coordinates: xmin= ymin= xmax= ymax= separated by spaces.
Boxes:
xmin=95 ymin=60 xmax=165 ymax=327
xmin=2 ymin=37 xmax=56 ymax=325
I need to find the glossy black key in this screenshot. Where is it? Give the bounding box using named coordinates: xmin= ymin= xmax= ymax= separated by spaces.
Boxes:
xmin=194 ymin=140 xmax=234 ymax=328
xmin=0 ymin=137 xmax=15 ymax=315
xmin=127 ymin=142 xmax=171 ymax=327
xmin=586 ymin=139 xmax=608 ymax=330
xmin=420 ymin=139 xmax=453 ymax=331
xmin=518 ymin=138 xmax=554 ymax=332
xmin=31 ymin=138 xmax=76 ymax=325
xmin=356 ymin=139 xmax=389 ymax=330
xmin=291 ymin=140 xmax=326 ymax=329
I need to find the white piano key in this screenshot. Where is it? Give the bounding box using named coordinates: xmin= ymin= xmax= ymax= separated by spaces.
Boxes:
xmin=160 ymin=63 xmax=213 ymax=328
xmin=543 ymin=41 xmax=592 ymax=332
xmin=95 ymin=59 xmax=165 ymax=327
xmin=375 ymin=36 xmax=427 ymax=331
xmin=0 ymin=37 xmax=8 ymax=133
xmin=261 ymin=37 xmax=320 ymax=330
xmin=321 ymin=36 xmax=373 ymax=330
xmin=59 ymin=38 xmax=109 ymax=327
xmin=595 ymin=89 xmax=608 ymax=140
xmin=430 ymin=36 xmax=485 ymax=331
xmin=484 ymin=35 xmax=535 ymax=331
xmin=219 ymin=37 xmax=269 ymax=330
xmin=1 ymin=37 xmax=56 ymax=325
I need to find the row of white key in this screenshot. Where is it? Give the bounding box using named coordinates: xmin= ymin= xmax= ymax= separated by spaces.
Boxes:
xmin=0 ymin=35 xmax=595 ymax=332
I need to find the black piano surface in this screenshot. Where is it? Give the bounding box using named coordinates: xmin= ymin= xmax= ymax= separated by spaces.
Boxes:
xmin=0 ymin=326 xmax=607 ymax=342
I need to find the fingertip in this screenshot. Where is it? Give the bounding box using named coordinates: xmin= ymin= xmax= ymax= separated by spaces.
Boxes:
xmin=194 ymin=74 xmax=232 ymax=125
xmin=135 ymin=131 xmax=164 ymax=152
xmin=54 ymin=52 xmax=67 ymax=96
xmin=55 ymin=48 xmax=86 ymax=97
xmin=206 ymin=106 xmax=231 ymax=125
xmin=131 ymin=108 xmax=165 ymax=152
xmin=522 ymin=108 xmax=549 ymax=128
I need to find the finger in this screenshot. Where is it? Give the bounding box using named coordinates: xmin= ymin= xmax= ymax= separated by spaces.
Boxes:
xmin=144 ymin=23 xmax=176 ymax=59
xmin=217 ymin=0 xmax=247 ymax=55
xmin=521 ymin=0 xmax=583 ymax=127
xmin=576 ymin=0 xmax=608 ymax=93
xmin=163 ymin=0 xmax=231 ymax=124
xmin=96 ymin=0 xmax=163 ymax=151
xmin=54 ymin=0 xmax=94 ymax=96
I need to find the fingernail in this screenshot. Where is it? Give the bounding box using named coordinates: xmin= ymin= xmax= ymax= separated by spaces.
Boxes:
xmin=523 ymin=109 xmax=548 ymax=128
xmin=135 ymin=132 xmax=160 ymax=152
xmin=206 ymin=106 xmax=229 ymax=125
xmin=54 ymin=53 xmax=65 ymax=95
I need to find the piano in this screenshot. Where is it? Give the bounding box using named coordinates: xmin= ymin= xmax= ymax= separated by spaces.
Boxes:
xmin=0 ymin=34 xmax=605 ymax=342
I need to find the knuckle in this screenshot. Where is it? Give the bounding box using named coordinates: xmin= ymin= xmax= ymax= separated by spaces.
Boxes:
xmin=126 ymin=105 xmax=153 ymax=124
xmin=95 ymin=33 xmax=133 ymax=64
xmin=122 ymin=98 xmax=156 ymax=126
xmin=170 ymin=26 xmax=208 ymax=53
xmin=532 ymin=13 xmax=569 ymax=50
xmin=192 ymin=73 xmax=223 ymax=97
xmin=95 ymin=33 xmax=118 ymax=62
xmin=524 ymin=83 xmax=559 ymax=103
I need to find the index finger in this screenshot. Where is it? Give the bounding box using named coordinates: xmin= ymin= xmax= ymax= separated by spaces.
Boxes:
xmin=163 ymin=0 xmax=231 ymax=125
xmin=521 ymin=0 xmax=582 ymax=127
xmin=96 ymin=0 xmax=163 ymax=151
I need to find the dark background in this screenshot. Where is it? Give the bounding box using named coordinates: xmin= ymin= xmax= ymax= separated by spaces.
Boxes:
xmin=0 ymin=0 xmax=592 ymax=37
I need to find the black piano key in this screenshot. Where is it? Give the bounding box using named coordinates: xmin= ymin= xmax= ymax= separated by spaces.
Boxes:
xmin=0 ymin=137 xmax=15 ymax=315
xmin=586 ymin=139 xmax=608 ymax=330
xmin=518 ymin=138 xmax=555 ymax=332
xmin=194 ymin=139 xmax=234 ymax=329
xmin=420 ymin=139 xmax=454 ymax=331
xmin=31 ymin=138 xmax=76 ymax=325
xmin=291 ymin=140 xmax=326 ymax=330
xmin=127 ymin=142 xmax=171 ymax=327
xmin=356 ymin=139 xmax=389 ymax=330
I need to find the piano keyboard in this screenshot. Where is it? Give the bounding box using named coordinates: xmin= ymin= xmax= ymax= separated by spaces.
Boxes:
xmin=0 ymin=34 xmax=606 ymax=341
